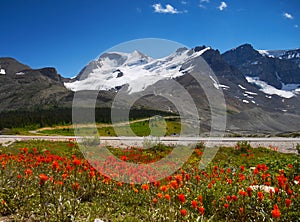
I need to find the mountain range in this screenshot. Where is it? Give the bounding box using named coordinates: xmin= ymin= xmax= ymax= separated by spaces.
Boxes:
xmin=1 ymin=43 xmax=300 ymax=135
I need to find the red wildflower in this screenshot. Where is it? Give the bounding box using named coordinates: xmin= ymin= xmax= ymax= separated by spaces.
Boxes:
xmin=231 ymin=195 xmax=238 ymax=201
xmin=198 ymin=207 xmax=205 ymax=215
xmin=224 ymin=203 xmax=229 ymax=209
xmin=167 ymin=175 xmax=173 ymax=181
xmin=165 ymin=194 xmax=171 ymax=201
xmin=141 ymin=184 xmax=149 ymax=191
xmin=52 ymin=161 xmax=59 ymax=170
xmin=239 ymin=173 xmax=246 ymax=182
xmin=239 ymin=207 xmax=244 ymax=214
xmin=253 ymin=168 xmax=259 ymax=175
xmin=258 ymin=191 xmax=264 ymax=200
xmin=89 ymin=170 xmax=95 ymax=178
xmin=239 ymin=190 xmax=247 ymax=197
xmin=72 ymin=182 xmax=80 ymax=191
xmin=39 ymin=174 xmax=48 ymax=185
xmin=55 ymin=181 xmax=64 ymax=186
xmin=285 ymin=198 xmax=292 ymax=207
xmin=120 ymin=156 xmax=127 ymax=161
xmin=175 ymin=174 xmax=183 ymax=183
xmin=191 ymin=200 xmax=198 ymax=208
xmin=1 ymin=161 xmax=6 ymax=169
xmin=62 ymin=173 xmax=68 ymax=180
xmin=185 ymin=174 xmax=191 ymax=181
xmin=272 ymin=204 xmax=281 ymax=218
xmin=198 ymin=195 xmax=203 ymax=203
xmin=170 ymin=180 xmax=179 ymax=189
xmin=152 ymin=198 xmax=158 ymax=204
xmin=153 ymin=181 xmax=160 ymax=187
xmin=178 ymin=194 xmax=186 ymax=203
xmin=247 ymin=187 xmax=252 ymax=197
xmin=240 ymin=165 xmax=245 ymax=172
xmin=262 ymin=173 xmax=270 ymax=180
xmin=261 ymin=164 xmax=268 ymax=172
xmin=72 ymin=158 xmax=81 ymax=166
xmin=277 ymin=174 xmax=287 ymax=188
xmin=180 ymin=209 xmax=187 ymax=216
xmin=160 ymin=185 xmax=168 ymax=192
xmin=157 ymin=193 xmax=163 ymax=199
xmin=25 ymin=169 xmax=33 ymax=176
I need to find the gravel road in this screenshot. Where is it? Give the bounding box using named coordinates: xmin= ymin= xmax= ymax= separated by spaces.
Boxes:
xmin=1 ymin=135 xmax=299 ymax=154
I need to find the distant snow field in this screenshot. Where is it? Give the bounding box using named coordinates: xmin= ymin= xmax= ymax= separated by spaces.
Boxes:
xmin=246 ymin=76 xmax=298 ymax=99
xmin=0 ymin=68 xmax=6 ymax=75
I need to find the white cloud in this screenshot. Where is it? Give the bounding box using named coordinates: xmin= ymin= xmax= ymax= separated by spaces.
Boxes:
xmin=198 ymin=4 xmax=206 ymax=9
xmin=295 ymin=24 xmax=299 ymax=28
xmin=153 ymin=3 xmax=180 ymax=14
xmin=181 ymin=1 xmax=187 ymax=5
xmin=218 ymin=1 xmax=227 ymax=11
xmin=199 ymin=0 xmax=209 ymax=8
xmin=283 ymin=12 xmax=293 ymax=19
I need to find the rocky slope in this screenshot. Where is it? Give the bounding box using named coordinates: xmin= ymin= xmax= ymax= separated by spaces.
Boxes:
xmin=0 ymin=57 xmax=73 ymax=112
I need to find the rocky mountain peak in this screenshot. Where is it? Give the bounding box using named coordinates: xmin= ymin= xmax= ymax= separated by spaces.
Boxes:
xmin=222 ymin=44 xmax=300 ymax=89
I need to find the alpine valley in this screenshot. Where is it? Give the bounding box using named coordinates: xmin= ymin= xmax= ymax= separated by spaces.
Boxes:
xmin=1 ymin=43 xmax=300 ymax=136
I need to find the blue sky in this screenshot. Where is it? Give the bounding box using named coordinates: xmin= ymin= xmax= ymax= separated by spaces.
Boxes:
xmin=1 ymin=0 xmax=299 ymax=77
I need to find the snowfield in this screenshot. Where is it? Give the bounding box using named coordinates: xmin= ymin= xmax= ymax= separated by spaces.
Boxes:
xmin=246 ymin=76 xmax=298 ymax=99
xmin=64 ymin=48 xmax=210 ymax=93
xmin=0 ymin=68 xmax=6 ymax=75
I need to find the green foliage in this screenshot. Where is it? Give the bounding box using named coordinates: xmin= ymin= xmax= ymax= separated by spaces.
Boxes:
xmin=235 ymin=141 xmax=252 ymax=154
xmin=39 ymin=118 xmax=181 ymax=137
xmin=0 ymin=140 xmax=299 ymax=221
xmin=0 ymin=108 xmax=175 ymax=131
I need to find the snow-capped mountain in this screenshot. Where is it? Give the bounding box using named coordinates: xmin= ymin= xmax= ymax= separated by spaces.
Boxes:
xmin=66 ymin=44 xmax=300 ymax=101
xmin=222 ymin=44 xmax=300 ymax=90
xmin=258 ymin=48 xmax=300 ymax=66
xmin=2 ymin=43 xmax=300 ymax=135
xmin=65 ymin=47 xmax=210 ymax=93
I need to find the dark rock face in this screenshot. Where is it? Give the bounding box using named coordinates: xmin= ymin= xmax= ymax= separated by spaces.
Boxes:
xmin=201 ymin=48 xmax=245 ymax=81
xmin=113 ymin=69 xmax=124 ymax=78
xmin=0 ymin=57 xmax=31 ymax=76
xmin=194 ymin=46 xmax=206 ymax=52
xmin=0 ymin=57 xmax=72 ymax=112
xmin=222 ymin=44 xmax=300 ymax=89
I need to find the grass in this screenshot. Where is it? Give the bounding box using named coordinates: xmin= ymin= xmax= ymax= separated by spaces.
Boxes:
xmin=38 ymin=118 xmax=181 ymax=137
xmin=0 ymin=140 xmax=299 ymax=221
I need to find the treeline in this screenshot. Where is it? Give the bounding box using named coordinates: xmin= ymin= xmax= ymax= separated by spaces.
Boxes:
xmin=0 ymin=108 xmax=174 ymax=129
